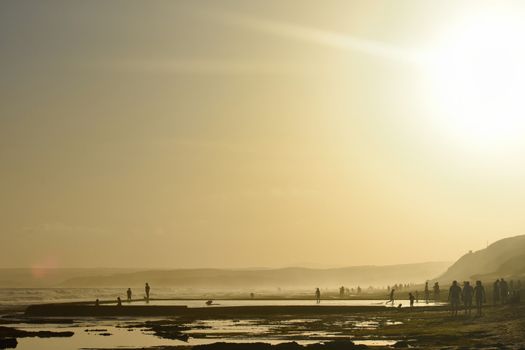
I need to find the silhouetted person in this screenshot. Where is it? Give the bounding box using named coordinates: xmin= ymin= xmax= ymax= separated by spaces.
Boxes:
xmin=433 ymin=282 xmax=441 ymax=302
xmin=205 ymin=300 xmax=213 ymax=305
xmin=474 ymin=280 xmax=486 ymax=316
xmin=145 ymin=283 xmax=151 ymax=302
xmin=409 ymin=292 xmax=415 ymax=308
xmin=250 ymin=293 xmax=254 ymax=299
xmin=493 ymin=279 xmax=500 ymax=305
xmin=500 ymin=278 xmax=509 ymax=304
xmin=95 ymin=299 xmax=100 ymax=307
xmin=424 ymin=282 xmax=430 ymax=304
xmin=315 ymin=288 xmax=321 ymax=304
xmin=117 ymin=297 xmax=122 ymax=306
xmin=415 ymin=290 xmax=419 ymax=303
xmin=387 ymin=289 xmax=395 ymax=306
xmin=339 ymin=286 xmax=345 ymax=298
xmin=462 ymin=281 xmax=474 ymax=315
xmin=448 ymin=280 xmax=461 ymax=317
xmin=127 ymin=288 xmax=132 ymax=302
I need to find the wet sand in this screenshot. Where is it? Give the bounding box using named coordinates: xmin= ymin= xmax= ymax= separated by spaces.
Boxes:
xmin=2 ymin=302 xmax=524 ymax=349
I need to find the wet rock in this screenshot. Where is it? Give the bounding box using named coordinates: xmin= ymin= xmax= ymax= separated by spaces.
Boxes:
xmin=192 ymin=342 xmax=273 ymax=350
xmin=192 ymin=341 xmax=368 ymax=350
xmin=307 ymin=340 xmax=368 ymax=350
xmin=0 ymin=326 xmax=73 ymax=338
xmin=0 ymin=338 xmax=17 ymax=349
xmin=392 ymin=340 xmax=410 ymax=348
xmin=84 ymin=329 xmax=108 ymax=332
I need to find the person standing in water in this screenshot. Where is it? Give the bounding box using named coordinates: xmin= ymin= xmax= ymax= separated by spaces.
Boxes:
xmin=315 ymin=288 xmax=321 ymax=304
xmin=387 ymin=288 xmax=395 ymax=306
xmin=126 ymin=288 xmax=132 ymax=302
xmin=145 ymin=283 xmax=151 ymax=302
xmin=462 ymin=281 xmax=474 ymax=315
xmin=474 ymin=280 xmax=486 ymax=316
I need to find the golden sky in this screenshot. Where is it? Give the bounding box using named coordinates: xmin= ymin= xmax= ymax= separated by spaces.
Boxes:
xmin=1 ymin=0 xmax=525 ymax=268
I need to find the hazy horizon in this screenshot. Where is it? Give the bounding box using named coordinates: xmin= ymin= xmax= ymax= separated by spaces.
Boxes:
xmin=2 ymin=0 xmax=525 ymax=269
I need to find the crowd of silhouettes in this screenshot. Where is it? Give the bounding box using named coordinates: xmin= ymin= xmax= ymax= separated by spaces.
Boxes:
xmin=443 ymin=278 xmax=523 ymax=317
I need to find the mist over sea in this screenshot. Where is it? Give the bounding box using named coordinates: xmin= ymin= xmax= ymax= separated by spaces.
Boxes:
xmin=0 ymin=288 xmax=185 ymax=307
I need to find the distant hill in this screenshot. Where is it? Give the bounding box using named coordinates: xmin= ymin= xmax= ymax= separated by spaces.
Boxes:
xmin=57 ymin=262 xmax=450 ymax=289
xmin=437 ymin=234 xmax=525 ymax=282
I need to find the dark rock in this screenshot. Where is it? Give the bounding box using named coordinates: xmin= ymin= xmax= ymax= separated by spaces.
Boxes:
xmin=307 ymin=340 xmax=368 ymax=350
xmin=393 ymin=340 xmax=410 ymax=348
xmin=0 ymin=338 xmax=17 ymax=349
xmin=193 ymin=342 xmax=273 ymax=350
xmin=0 ymin=326 xmax=73 ymax=339
xmin=192 ymin=341 xmax=368 ymax=350
xmin=84 ymin=329 xmax=108 ymax=332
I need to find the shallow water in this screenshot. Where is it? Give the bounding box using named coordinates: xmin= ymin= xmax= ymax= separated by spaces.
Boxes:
xmin=122 ymin=299 xmax=441 ymax=308
xmin=4 ymin=314 xmax=402 ymax=349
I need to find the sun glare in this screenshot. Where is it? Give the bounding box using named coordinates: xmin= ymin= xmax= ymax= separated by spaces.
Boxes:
xmin=426 ymin=12 xmax=525 ymax=151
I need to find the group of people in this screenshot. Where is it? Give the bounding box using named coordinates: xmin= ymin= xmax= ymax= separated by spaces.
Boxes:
xmin=99 ymin=282 xmax=151 ymax=306
xmin=492 ymin=278 xmax=521 ymax=305
xmin=447 ymin=280 xmax=486 ymax=316
xmin=447 ymin=278 xmax=522 ymax=317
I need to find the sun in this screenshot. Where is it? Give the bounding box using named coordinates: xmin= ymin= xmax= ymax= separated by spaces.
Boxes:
xmin=425 ymin=12 xmax=525 ymax=151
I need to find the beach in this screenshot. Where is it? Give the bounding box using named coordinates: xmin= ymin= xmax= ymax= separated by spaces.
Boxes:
xmin=1 ymin=293 xmax=524 ymax=350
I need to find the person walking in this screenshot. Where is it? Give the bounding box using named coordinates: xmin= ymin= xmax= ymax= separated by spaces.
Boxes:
xmin=387 ymin=288 xmax=395 ymax=306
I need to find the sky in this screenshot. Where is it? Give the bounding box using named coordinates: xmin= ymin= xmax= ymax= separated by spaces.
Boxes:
xmin=2 ymin=0 xmax=525 ymax=269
